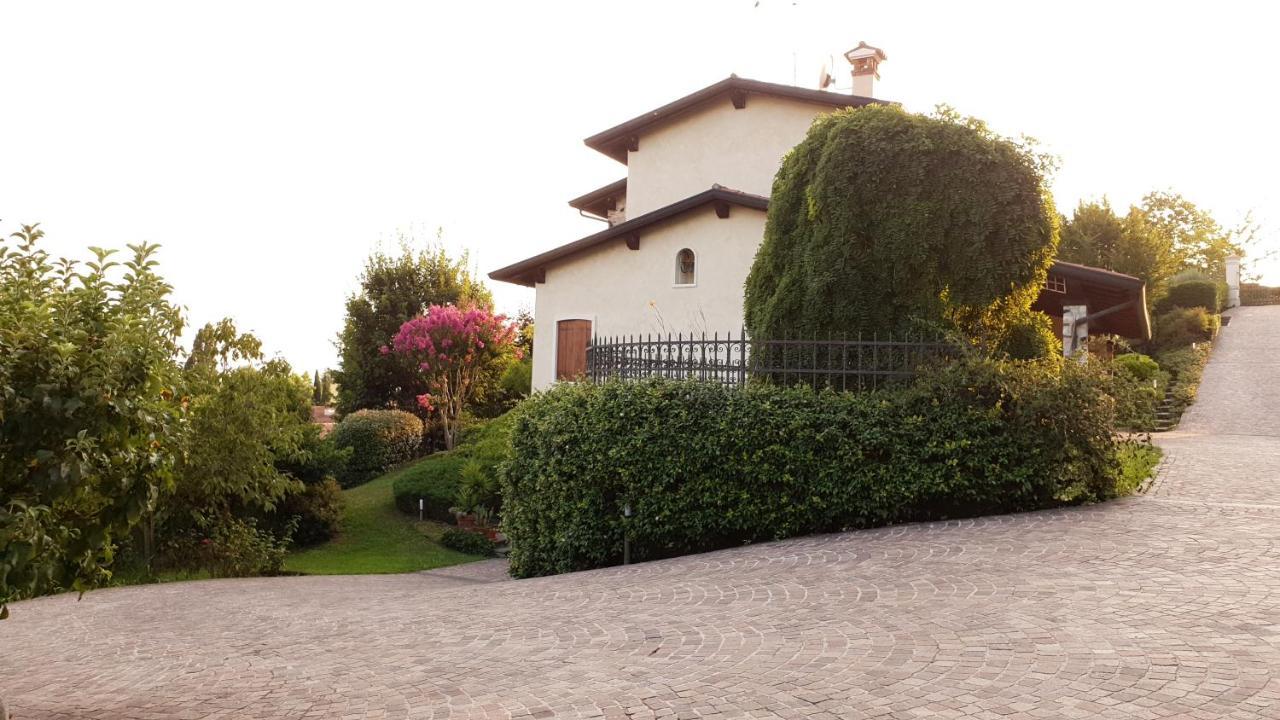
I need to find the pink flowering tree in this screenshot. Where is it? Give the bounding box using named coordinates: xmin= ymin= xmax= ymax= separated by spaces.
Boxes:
xmin=388 ymin=305 xmax=519 ymax=450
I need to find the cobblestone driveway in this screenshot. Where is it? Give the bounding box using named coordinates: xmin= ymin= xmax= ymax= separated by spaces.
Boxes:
xmin=4 ymin=307 xmax=1280 ymax=720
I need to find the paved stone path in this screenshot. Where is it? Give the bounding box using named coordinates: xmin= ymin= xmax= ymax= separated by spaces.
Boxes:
xmin=4 ymin=307 xmax=1280 ymax=720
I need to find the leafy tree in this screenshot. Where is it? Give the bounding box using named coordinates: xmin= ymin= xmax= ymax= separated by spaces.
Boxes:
xmin=472 ymin=308 xmax=534 ymax=417
xmin=1 ymin=225 xmax=185 ymax=619
xmin=334 ymin=236 xmax=491 ymax=420
xmin=744 ymin=104 xmax=1059 ymax=354
xmin=1059 ymin=199 xmax=1179 ymax=302
xmin=1140 ymin=191 xmax=1247 ymax=279
xmin=155 ymin=320 xmax=336 ymax=575
xmin=312 ymin=371 xmax=323 ymax=404
xmin=173 ymin=321 xmax=308 ymax=527
xmin=389 ymin=305 xmax=519 ymax=449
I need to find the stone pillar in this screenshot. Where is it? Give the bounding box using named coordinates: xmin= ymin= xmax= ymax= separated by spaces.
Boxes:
xmin=1062 ymin=305 xmax=1088 ymax=362
xmin=1226 ymin=255 xmax=1242 ymax=308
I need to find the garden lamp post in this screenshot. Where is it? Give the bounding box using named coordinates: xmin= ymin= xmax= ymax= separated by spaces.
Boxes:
xmin=623 ymin=503 xmax=632 ymax=565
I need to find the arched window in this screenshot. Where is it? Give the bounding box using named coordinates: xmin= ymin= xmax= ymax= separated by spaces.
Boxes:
xmin=675 ymin=248 xmax=696 ymax=286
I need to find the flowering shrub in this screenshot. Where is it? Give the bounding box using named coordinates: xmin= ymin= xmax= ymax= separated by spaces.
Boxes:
xmin=390 ymin=305 xmax=518 ymax=449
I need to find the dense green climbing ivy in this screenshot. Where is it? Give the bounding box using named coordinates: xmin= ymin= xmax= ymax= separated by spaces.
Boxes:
xmin=744 ymin=104 xmax=1059 ymax=353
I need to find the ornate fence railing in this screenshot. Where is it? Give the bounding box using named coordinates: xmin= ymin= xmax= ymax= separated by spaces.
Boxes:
xmin=585 ymin=330 xmax=953 ymax=391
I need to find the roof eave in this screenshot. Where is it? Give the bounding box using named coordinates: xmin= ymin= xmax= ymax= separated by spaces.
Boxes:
xmin=489 ymin=187 xmax=769 ymax=287
xmin=583 ymin=76 xmax=889 ymax=164
xmin=1045 ymin=261 xmax=1152 ymax=340
xmin=567 ymin=178 xmax=628 ymax=216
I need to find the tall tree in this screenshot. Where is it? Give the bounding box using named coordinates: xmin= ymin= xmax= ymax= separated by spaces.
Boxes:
xmin=1 ymin=226 xmax=185 ymax=619
xmin=1139 ymin=191 xmax=1245 ymax=279
xmin=333 ymin=235 xmax=490 ymax=419
xmin=1059 ymin=199 xmax=1179 ymax=301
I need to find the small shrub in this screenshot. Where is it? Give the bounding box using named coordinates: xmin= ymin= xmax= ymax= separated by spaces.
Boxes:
xmin=1155 ymin=345 xmax=1212 ymax=415
xmin=996 ymin=309 xmax=1059 ymax=360
xmin=457 ymin=459 xmax=500 ymax=514
xmin=1155 ymin=280 xmax=1219 ymax=314
xmin=332 ymin=409 xmax=423 ymax=487
xmin=1152 ymin=307 xmax=1218 ymax=352
xmin=1114 ymin=353 xmax=1160 ymax=382
xmin=159 ymin=518 xmax=292 ymax=578
xmin=1115 ymin=441 xmax=1163 ymax=496
xmin=1108 ymin=349 xmax=1164 ymax=432
xmin=500 ymin=358 xmax=533 ymax=399
xmin=1109 ymin=371 xmax=1163 ymax=432
xmin=281 ymin=477 xmax=345 ymax=546
xmin=503 ymin=362 xmax=1121 ymax=578
xmin=440 ymin=528 xmax=497 ymax=557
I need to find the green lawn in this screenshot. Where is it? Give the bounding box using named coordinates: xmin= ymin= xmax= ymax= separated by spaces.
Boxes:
xmin=285 ymin=462 xmax=480 ymax=575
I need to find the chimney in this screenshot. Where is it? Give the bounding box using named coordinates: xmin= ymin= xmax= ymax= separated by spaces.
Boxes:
xmin=844 ymin=41 xmax=887 ymax=97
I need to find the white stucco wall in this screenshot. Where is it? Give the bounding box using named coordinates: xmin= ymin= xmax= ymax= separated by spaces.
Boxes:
xmin=531 ymin=207 xmax=766 ymax=390
xmin=624 ymin=94 xmax=834 ymax=216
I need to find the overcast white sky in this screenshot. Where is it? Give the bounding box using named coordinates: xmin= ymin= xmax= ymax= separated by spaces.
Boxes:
xmin=4 ymin=0 xmax=1277 ymax=373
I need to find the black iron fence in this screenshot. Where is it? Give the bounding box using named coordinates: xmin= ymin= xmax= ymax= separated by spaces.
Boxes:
xmin=586 ymin=330 xmax=953 ymax=391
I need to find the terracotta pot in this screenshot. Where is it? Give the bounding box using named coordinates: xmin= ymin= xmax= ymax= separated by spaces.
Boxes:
xmin=456 ymin=513 xmax=476 ymax=529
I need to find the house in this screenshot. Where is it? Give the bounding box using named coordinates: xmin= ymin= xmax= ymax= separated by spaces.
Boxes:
xmin=310 ymin=405 xmax=337 ymax=436
xmin=490 ymin=43 xmax=1149 ymax=389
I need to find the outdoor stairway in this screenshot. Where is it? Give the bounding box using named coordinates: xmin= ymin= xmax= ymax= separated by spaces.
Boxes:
xmin=1154 ymin=386 xmax=1179 ymax=432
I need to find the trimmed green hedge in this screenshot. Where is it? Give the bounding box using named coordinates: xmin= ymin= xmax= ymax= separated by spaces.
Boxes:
xmin=392 ymin=413 xmax=515 ymax=521
xmin=502 ymin=359 xmax=1121 ymax=578
xmin=1242 ymin=283 xmax=1280 ymax=306
xmin=1155 ymin=280 xmax=1219 ymax=314
xmin=331 ymin=409 xmax=423 ymax=487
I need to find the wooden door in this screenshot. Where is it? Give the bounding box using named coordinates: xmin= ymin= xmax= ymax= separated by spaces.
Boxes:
xmin=556 ymin=319 xmax=591 ymax=380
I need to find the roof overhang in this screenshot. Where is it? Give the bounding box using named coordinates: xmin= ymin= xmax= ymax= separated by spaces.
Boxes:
xmin=567 ymin=178 xmax=627 ymax=218
xmin=1035 ymin=261 xmax=1152 ymax=340
xmin=583 ymin=75 xmax=888 ymax=164
xmin=489 ymin=186 xmax=768 ymax=287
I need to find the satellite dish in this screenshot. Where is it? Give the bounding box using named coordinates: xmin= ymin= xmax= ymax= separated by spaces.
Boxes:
xmin=817 ymin=62 xmax=834 ymax=90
